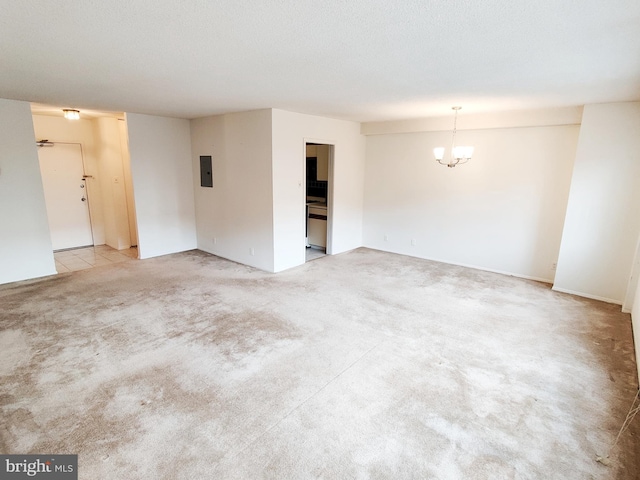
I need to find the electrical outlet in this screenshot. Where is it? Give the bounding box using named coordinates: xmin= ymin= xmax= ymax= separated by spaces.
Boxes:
xmin=213 ymin=237 xmax=217 ymax=245
xmin=384 ymin=234 xmax=389 ymax=241
xmin=551 ymin=262 xmax=557 ymax=270
xmin=411 ymin=239 xmax=416 ymax=246
xmin=250 ymin=247 xmax=255 ymax=256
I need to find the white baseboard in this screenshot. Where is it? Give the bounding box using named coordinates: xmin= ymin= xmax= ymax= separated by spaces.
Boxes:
xmin=362 ymin=246 xmax=553 ymax=284
xmin=551 ymin=286 xmax=623 ymax=306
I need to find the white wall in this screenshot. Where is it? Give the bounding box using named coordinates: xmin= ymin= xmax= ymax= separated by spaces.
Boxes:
xmin=271 ymin=109 xmax=365 ymax=272
xmin=190 ymin=110 xmax=274 ymax=271
xmin=632 ymin=269 xmax=640 ymax=382
xmin=624 ymin=236 xmax=640 ymax=313
xmin=126 ymin=113 xmax=197 ymax=259
xmin=363 ymin=121 xmax=579 ymax=282
xmin=0 ymin=99 xmax=56 ymax=284
xmin=554 ymin=102 xmax=640 ymax=304
xmin=628 ymin=234 xmax=640 ymax=381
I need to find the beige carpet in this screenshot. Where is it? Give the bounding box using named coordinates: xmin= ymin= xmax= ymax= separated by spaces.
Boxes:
xmin=1 ymin=248 xmax=638 ymax=479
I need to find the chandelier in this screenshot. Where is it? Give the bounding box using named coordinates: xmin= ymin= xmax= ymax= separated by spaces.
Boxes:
xmin=63 ymin=109 xmax=80 ymax=120
xmin=433 ymin=106 xmax=473 ymax=168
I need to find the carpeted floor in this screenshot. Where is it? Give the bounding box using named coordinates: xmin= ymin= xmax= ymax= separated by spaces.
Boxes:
xmin=1 ymin=248 xmax=638 ymax=479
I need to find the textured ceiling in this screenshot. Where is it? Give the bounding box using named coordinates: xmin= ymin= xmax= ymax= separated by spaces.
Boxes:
xmin=1 ymin=0 xmax=639 ymax=121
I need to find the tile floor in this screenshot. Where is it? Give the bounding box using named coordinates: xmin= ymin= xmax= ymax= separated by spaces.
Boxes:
xmin=305 ymin=246 xmax=326 ymax=262
xmin=54 ymin=245 xmax=138 ymax=273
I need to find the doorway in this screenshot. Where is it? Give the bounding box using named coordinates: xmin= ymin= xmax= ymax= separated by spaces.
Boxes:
xmin=37 ymin=142 xmax=94 ymax=250
xmin=31 ymin=104 xmax=138 ymax=263
xmin=31 ymin=105 xmax=139 ymax=273
xmin=305 ymin=142 xmax=333 ymax=262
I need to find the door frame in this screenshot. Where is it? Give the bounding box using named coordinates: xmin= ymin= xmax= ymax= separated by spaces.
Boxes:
xmin=303 ymin=138 xmax=334 ymax=255
xmin=37 ymin=140 xmax=95 ymax=250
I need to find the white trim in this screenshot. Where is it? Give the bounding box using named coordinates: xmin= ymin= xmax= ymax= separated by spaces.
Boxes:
xmin=363 ymin=246 xmax=553 ymax=284
xmin=551 ymin=286 xmax=622 ymax=306
xmin=303 ymin=138 xmax=335 ymax=258
xmin=326 ymin=145 xmax=334 ymax=255
xmin=622 ymin=232 xmax=640 ymax=313
xmin=198 ymin=246 xmax=276 ymax=273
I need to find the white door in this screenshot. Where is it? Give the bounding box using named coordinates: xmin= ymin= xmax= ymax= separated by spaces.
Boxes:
xmin=38 ymin=143 xmax=94 ymax=250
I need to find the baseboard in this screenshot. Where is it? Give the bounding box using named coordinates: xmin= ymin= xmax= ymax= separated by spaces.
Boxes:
xmin=551 ymin=286 xmax=623 ymax=306
xmin=362 ymin=246 xmax=553 ymax=284
xmin=196 ymin=247 xmax=275 ymax=273
xmin=1 ymin=267 xmax=58 ymax=286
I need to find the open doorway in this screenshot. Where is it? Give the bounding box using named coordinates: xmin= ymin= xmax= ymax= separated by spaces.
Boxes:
xmin=31 ymin=104 xmax=139 ymax=272
xmin=305 ymin=142 xmax=333 ymax=262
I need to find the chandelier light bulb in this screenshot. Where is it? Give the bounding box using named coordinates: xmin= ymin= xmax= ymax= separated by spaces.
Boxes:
xmin=453 ymin=146 xmax=466 ymax=160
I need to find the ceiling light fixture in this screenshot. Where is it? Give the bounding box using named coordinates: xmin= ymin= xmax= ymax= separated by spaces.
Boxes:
xmin=63 ymin=109 xmax=80 ymax=120
xmin=434 ymin=106 xmax=473 ymax=168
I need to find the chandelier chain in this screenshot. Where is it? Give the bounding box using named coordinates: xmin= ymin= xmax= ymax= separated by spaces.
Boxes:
xmin=451 ymin=108 xmax=458 ymax=153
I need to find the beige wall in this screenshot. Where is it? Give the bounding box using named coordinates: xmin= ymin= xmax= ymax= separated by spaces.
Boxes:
xmin=190 ymin=110 xmax=275 ymax=271
xmin=554 ymin=102 xmax=640 ymax=304
xmin=93 ymin=117 xmax=132 ymax=250
xmin=363 ymin=115 xmax=579 ymax=282
xmin=632 ymin=269 xmax=640 ymax=382
xmin=119 ymin=120 xmax=138 ymax=247
xmin=127 ymin=113 xmax=197 ymax=259
xmin=630 ymin=233 xmax=640 ymax=383
xmin=362 ymin=106 xmax=583 ymax=135
xmin=190 ymin=108 xmax=364 ymax=273
xmin=272 ymin=109 xmax=365 ymax=272
xmin=0 ymin=99 xmax=56 ymax=284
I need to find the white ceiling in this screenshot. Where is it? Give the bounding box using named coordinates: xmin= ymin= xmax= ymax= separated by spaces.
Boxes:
xmin=2 ymin=0 xmax=639 ymax=122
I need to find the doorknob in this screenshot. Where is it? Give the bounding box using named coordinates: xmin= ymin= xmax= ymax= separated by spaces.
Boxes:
xmin=81 ymin=197 xmax=86 ymax=202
